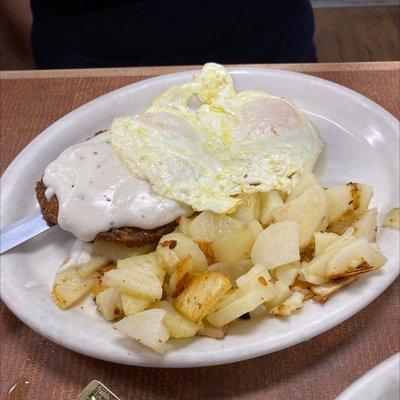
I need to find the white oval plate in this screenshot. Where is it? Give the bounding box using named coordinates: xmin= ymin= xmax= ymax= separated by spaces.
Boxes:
xmin=336 ymin=353 xmax=400 ymax=400
xmin=1 ymin=68 xmax=399 ymax=368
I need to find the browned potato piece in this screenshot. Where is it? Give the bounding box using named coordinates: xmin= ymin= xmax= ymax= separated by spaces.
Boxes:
xmin=352 ymin=208 xmax=378 ymax=242
xmin=270 ymin=292 xmax=304 ymax=316
xmin=174 ymin=271 xmax=232 ymax=323
xmin=311 ymin=276 xmax=358 ymax=303
xmin=326 ymin=183 xmax=373 ymax=225
xmin=166 ymin=258 xmax=193 ymax=298
xmin=325 ymin=237 xmax=384 ymax=279
xmin=96 ymin=287 xmax=124 ymax=321
xmin=52 ymin=268 xmax=98 ymax=309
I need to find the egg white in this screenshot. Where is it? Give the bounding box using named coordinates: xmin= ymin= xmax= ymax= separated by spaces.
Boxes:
xmin=111 ymin=63 xmax=323 ymax=213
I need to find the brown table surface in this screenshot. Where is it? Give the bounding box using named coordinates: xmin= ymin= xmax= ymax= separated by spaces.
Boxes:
xmin=1 ymin=62 xmax=399 ymax=400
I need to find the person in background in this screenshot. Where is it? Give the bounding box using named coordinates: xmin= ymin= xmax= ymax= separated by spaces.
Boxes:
xmin=30 ymin=0 xmax=316 ymax=69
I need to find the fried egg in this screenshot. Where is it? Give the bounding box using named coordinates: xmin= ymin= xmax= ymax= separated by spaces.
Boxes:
xmin=111 ymin=63 xmax=323 ymax=213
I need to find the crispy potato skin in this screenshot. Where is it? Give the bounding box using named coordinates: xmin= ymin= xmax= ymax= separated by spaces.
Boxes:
xmin=327 ymin=259 xmax=375 ymax=280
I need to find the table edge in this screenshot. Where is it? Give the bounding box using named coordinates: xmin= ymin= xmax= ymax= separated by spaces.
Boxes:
xmin=1 ymin=61 xmax=399 ymax=80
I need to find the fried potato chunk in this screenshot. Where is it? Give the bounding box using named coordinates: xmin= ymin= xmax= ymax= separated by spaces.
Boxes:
xmin=174 ymin=271 xmax=231 ymax=324
xmin=384 ymin=207 xmax=400 ymax=229
xmin=52 ymin=268 xmax=98 ymax=309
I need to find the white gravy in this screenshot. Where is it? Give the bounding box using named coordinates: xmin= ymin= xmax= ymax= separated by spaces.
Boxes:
xmin=58 ymin=239 xmax=93 ymax=273
xmin=43 ymin=132 xmax=190 ymax=241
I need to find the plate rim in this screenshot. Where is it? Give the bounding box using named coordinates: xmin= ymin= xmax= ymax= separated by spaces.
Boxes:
xmin=336 ymin=353 xmax=400 ymax=400
xmin=1 ymin=66 xmax=399 ymax=368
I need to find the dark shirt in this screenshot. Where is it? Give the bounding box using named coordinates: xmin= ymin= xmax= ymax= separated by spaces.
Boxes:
xmin=30 ymin=0 xmax=316 ymax=69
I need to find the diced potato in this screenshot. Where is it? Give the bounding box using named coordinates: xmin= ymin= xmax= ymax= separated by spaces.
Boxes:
xmin=96 ymin=287 xmax=123 ymax=321
xmin=236 ymin=264 xmax=271 ymax=287
xmin=102 ymin=258 xmax=163 ymax=300
xmin=208 ymin=259 xmax=253 ymax=285
xmin=273 ymin=185 xmax=328 ymax=248
xmin=248 ymin=219 xmax=263 ymax=239
xmin=301 ymin=228 xmax=358 ymax=284
xmin=270 ymin=292 xmax=304 ymax=315
xmin=352 ymin=208 xmax=378 ymax=242
xmin=369 ymin=243 xmax=388 ymax=268
xmin=353 ymin=184 xmax=373 ymax=216
xmin=188 ymin=211 xmax=244 ymax=242
xmin=303 ymin=229 xmax=349 ymax=271
xmin=325 ymin=237 xmax=375 ymax=279
xmin=118 ymin=253 xmax=165 ymax=282
xmin=76 ymin=256 xmax=110 ymax=278
xmin=322 ymin=227 xmax=355 ymax=254
xmin=215 ymin=275 xmax=271 ymax=311
xmin=92 ymin=239 xmax=154 ymax=261
xmin=287 ymin=173 xmax=320 ymax=202
xmin=178 ymin=215 xmax=192 ymax=236
xmin=195 ymin=240 xmax=216 ymax=264
xmin=266 ymin=280 xmax=292 ymax=308
xmin=326 ymin=183 xmax=373 ymax=224
xmin=259 ymin=190 xmax=283 ymax=225
xmin=166 ymin=259 xmax=193 ymax=298
xmin=197 ymin=322 xmax=228 ymax=339
xmin=174 ymin=271 xmax=232 ymax=323
xmin=230 ymin=193 xmax=261 ymax=223
xmin=314 ymin=232 xmax=340 ymax=257
xmin=311 ymin=276 xmax=358 ymax=303
xmin=383 ymin=207 xmax=400 ymax=229
xmin=300 ymin=253 xmax=331 ymax=285
xmin=52 ymin=268 xmax=98 ymax=309
xmin=300 ymin=228 xmax=357 ymax=285
xmin=155 ymin=301 xmax=199 ymax=338
xmin=273 ymin=262 xmax=301 ymax=286
xmin=207 ymin=283 xmax=276 ymax=327
xmin=156 ymin=232 xmax=207 ymax=275
xmin=91 ymin=279 xmax=108 ymax=299
xmin=121 ymin=294 xmax=151 ymax=316
xmin=326 ymin=184 xmax=352 ymax=223
xmin=212 ymin=228 xmax=254 ymax=262
xmin=114 ymin=309 xmax=169 ymax=354
xmin=251 ymin=221 xmax=300 ymax=268
xmin=328 ymin=220 xmax=354 ymax=235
